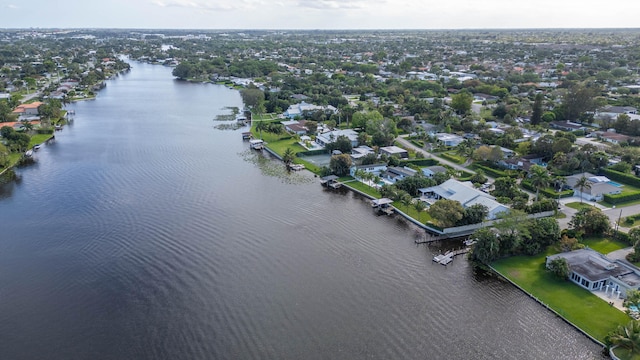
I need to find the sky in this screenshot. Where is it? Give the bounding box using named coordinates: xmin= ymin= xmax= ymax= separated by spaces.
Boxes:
xmin=1 ymin=0 xmax=639 ymax=30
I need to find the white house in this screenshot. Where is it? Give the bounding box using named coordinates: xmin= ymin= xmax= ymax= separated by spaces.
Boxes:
xmin=349 ymin=163 xmax=387 ymax=177
xmin=546 ymin=248 xmax=640 ymax=298
xmin=435 ymin=133 xmax=464 ymax=147
xmin=566 ymin=172 xmax=622 ymax=201
xmin=283 ymin=101 xmax=337 ymax=119
xmin=419 ymin=179 xmax=509 ymax=220
xmin=315 ymin=129 xmax=359 ymax=148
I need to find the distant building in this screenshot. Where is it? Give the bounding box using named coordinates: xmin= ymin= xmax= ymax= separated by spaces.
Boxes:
xmin=422 ymin=165 xmax=448 ymax=178
xmin=435 ymin=133 xmax=464 ymax=147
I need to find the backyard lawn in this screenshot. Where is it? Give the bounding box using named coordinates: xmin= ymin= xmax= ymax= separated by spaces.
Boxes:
xmin=581 ymin=236 xmax=630 ymax=255
xmin=493 ymin=250 xmax=631 ymax=342
xmin=565 ymin=202 xmax=600 ymax=211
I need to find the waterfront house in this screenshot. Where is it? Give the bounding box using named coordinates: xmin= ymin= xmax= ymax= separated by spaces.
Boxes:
xmin=546 ymin=248 xmax=640 ymax=298
xmin=283 ymin=101 xmax=337 ymax=119
xmin=12 ymin=101 xmax=43 ymax=118
xmin=281 ymin=120 xmax=308 ymax=135
xmin=349 ymin=163 xmax=387 ymax=177
xmin=418 ymin=179 xmax=509 ymax=220
xmin=315 ymin=129 xmax=359 ymax=148
xmin=382 ymin=166 xmax=418 ymax=183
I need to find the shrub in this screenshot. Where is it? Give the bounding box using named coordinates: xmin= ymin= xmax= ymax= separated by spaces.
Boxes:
xmin=603 ymin=168 xmax=640 ymax=188
xmin=604 ymin=191 xmax=640 ymax=205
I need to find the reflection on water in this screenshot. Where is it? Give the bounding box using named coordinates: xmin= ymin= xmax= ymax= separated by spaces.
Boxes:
xmin=0 ymin=62 xmax=605 ymax=360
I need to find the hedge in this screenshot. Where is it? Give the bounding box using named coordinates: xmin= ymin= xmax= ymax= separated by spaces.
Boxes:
xmin=399 ymin=158 xmax=439 ymax=167
xmin=603 ymin=190 xmax=640 ymax=204
xmin=410 ymin=140 xmax=425 ymax=148
xmin=521 ymin=180 xmax=574 ymax=199
xmin=439 ymin=152 xmax=465 ymax=164
xmin=473 ymin=163 xmax=519 ymax=179
xmin=602 ymin=168 xmax=640 ymax=188
xmin=297 ymin=149 xmax=329 ymax=156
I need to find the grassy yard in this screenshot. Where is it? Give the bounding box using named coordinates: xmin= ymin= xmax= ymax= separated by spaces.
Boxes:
xmin=439 ymin=151 xmax=466 ymax=164
xmin=29 ymin=133 xmax=54 ymax=148
xmin=264 ymin=138 xmax=306 ymax=156
xmin=339 ymin=177 xmax=382 ymax=198
xmin=493 ymin=250 xmax=631 ymax=342
xmin=392 ymin=200 xmax=433 ymax=223
xmin=565 ymin=202 xmax=600 ymax=211
xmin=581 ymin=236 xmax=629 ymax=254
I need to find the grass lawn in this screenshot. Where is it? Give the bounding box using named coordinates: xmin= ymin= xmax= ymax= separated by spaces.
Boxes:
xmin=554 ymin=211 xmax=567 ymax=219
xmin=581 ymin=236 xmax=629 ymax=254
xmin=264 ymin=138 xmax=305 ymax=157
xmin=251 ymin=113 xmax=278 ymax=121
xmin=493 ymin=251 xmax=630 ymax=342
xmin=565 ymin=202 xmax=600 ymax=211
xmin=611 ymin=347 xmax=640 ymax=360
xmin=29 ymin=133 xmax=54 ymax=148
xmin=338 ymin=177 xmax=382 ymax=198
xmin=392 ymin=200 xmax=432 ymax=223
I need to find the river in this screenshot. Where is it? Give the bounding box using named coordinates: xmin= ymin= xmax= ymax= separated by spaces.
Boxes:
xmin=0 ymin=62 xmax=604 ymax=359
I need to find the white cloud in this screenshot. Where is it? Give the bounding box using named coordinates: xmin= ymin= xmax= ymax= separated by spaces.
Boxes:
xmin=5 ymin=4 xmax=18 ymax=9
xmin=151 ymin=0 xmax=270 ymax=11
xmin=296 ymin=0 xmax=385 ymax=10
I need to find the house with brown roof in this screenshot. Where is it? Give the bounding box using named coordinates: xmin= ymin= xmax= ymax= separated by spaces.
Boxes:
xmin=598 ymin=132 xmax=631 ymax=145
xmin=12 ymin=102 xmax=43 ymax=117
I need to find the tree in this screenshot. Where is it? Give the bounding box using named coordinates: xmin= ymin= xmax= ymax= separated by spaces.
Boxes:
xmin=327 ymin=135 xmax=353 ymax=154
xmin=523 ymin=217 xmax=560 ymax=255
xmin=472 ymin=145 xmax=492 ymax=161
xmin=470 ymin=228 xmax=500 ymax=265
xmin=428 ymin=199 xmax=464 ymax=228
xmin=488 ymin=146 xmax=504 ymax=163
xmin=413 ymin=200 xmax=427 ymax=222
xmin=562 ymin=83 xmax=600 ymax=121
xmin=531 ymin=93 xmax=543 ymax=125
xmin=240 ymin=88 xmax=265 ymax=114
xmin=329 ymin=154 xmax=352 ymax=176
xmin=470 ymin=170 xmax=487 ymax=184
xmin=400 ymin=193 xmax=414 ymax=212
xmin=552 ymin=137 xmax=573 ymax=154
xmin=547 ymin=258 xmax=570 ymax=280
xmin=282 ymin=148 xmax=295 ymax=168
xmin=574 ymin=175 xmax=591 ymax=203
xmin=450 ymin=91 xmax=473 ymax=115
xmin=608 ymin=320 xmax=640 ymax=355
xmin=459 ymin=204 xmax=488 ymax=225
xmin=569 ymin=207 xmax=611 ymax=236
xmin=528 ymin=164 xmax=551 ymax=201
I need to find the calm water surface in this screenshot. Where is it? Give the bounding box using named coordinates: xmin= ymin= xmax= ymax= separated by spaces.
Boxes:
xmin=0 ymin=63 xmax=604 ymax=359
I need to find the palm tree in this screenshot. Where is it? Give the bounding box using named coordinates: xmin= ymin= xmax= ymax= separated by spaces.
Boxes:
xmin=400 ymin=193 xmax=414 ymax=212
xmin=575 ymin=175 xmax=592 ymax=204
xmin=609 ymin=320 xmax=640 ymax=355
xmin=528 ymin=165 xmax=551 ymax=201
xmin=413 ymin=200 xmax=427 ymax=222
xmin=282 ymin=148 xmax=295 ymax=169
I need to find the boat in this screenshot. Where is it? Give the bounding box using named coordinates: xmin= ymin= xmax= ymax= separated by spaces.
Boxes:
xmin=25 ymin=150 xmax=33 ymax=157
xmin=289 ymin=164 xmax=305 ymax=171
xmin=249 ymin=139 xmax=264 ymax=150
xmin=33 ymin=144 xmax=42 ymax=151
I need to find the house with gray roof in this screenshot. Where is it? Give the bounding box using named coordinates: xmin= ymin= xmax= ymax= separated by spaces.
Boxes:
xmin=566 ymin=172 xmax=622 ymax=201
xmin=422 ymin=165 xmax=448 ymax=178
xmin=383 ymin=166 xmax=418 ymax=183
xmin=546 ymin=248 xmax=640 ymax=299
xmin=418 ymin=179 xmax=509 ymax=220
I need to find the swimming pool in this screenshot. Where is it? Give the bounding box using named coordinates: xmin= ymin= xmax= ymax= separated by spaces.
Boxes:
xmin=608 ymin=181 xmax=623 ymax=187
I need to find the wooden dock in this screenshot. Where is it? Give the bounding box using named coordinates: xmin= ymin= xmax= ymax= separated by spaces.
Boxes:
xmin=432 ymin=248 xmax=470 ymax=265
